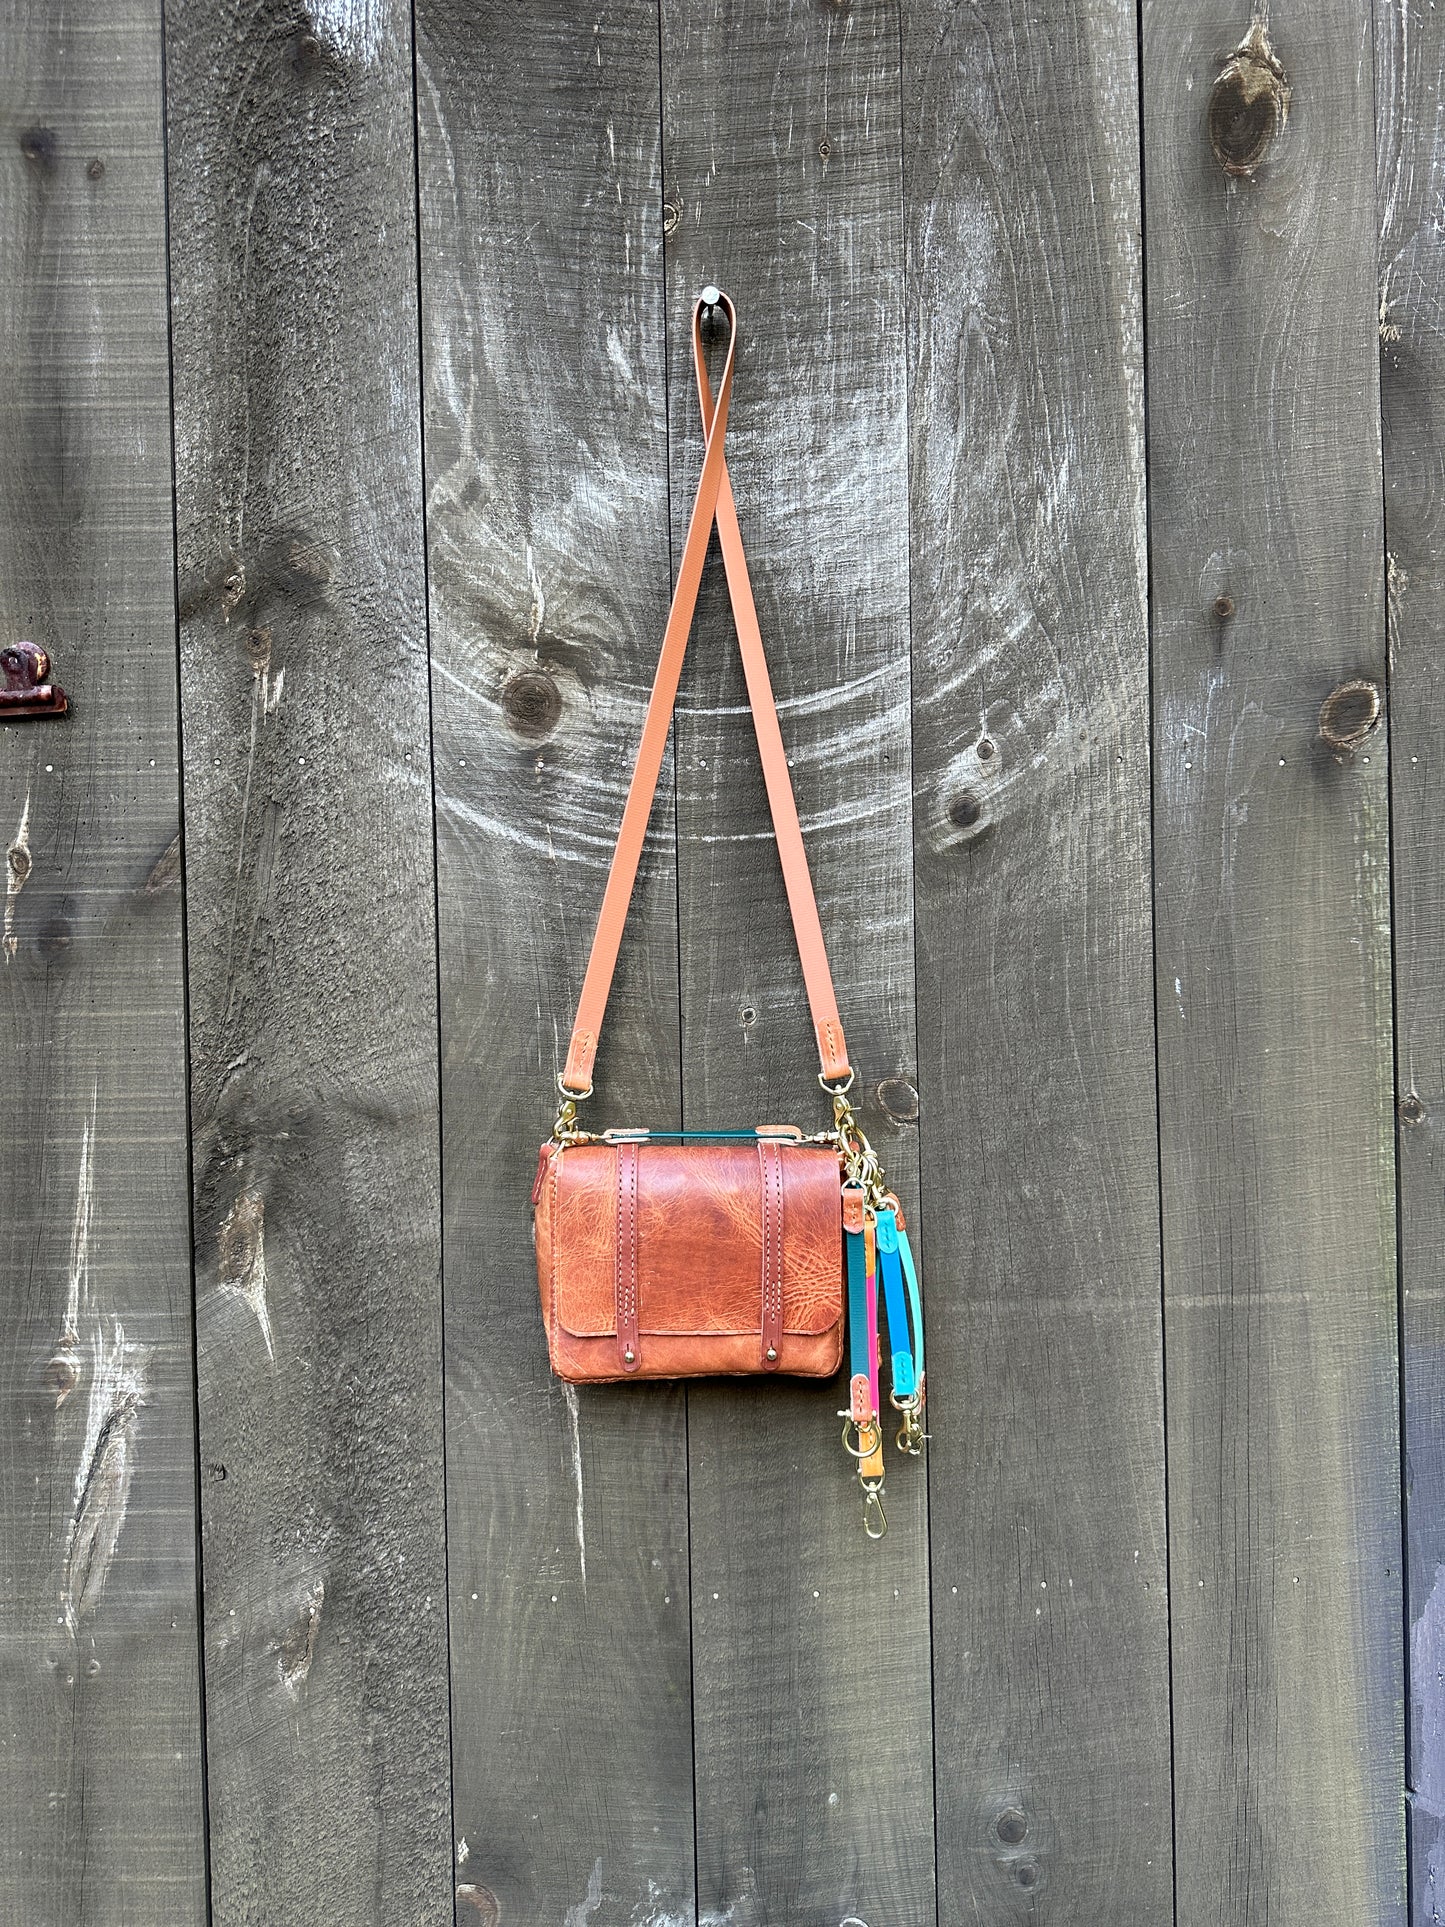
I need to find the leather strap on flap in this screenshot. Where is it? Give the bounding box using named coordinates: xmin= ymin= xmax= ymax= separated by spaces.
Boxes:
xmin=759 ymin=1137 xmax=784 ymax=1369
xmin=615 ymin=1141 xmax=641 ymax=1372
xmin=560 ymin=290 xmax=851 ymax=1095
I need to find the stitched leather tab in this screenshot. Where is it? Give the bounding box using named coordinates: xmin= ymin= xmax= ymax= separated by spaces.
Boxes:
xmin=759 ymin=1139 xmax=784 ymax=1368
xmin=850 ymin=1372 xmax=872 ymax=1423
xmin=616 ymin=1142 xmax=641 ymax=1371
xmin=842 ymin=1184 xmax=865 ymax=1236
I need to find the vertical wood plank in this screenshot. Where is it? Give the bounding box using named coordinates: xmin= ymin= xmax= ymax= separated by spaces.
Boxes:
xmin=415 ymin=6 xmax=696 ymax=1921
xmin=1143 ymin=3 xmax=1405 ymax=1919
xmin=903 ymin=2 xmax=1173 ymax=1918
xmin=0 ymin=7 xmax=207 ymax=1922
xmin=660 ymin=7 xmax=935 ymax=1923
xmin=164 ymin=5 xmax=451 ymax=1920
xmin=1377 ymin=2 xmax=1445 ymax=1916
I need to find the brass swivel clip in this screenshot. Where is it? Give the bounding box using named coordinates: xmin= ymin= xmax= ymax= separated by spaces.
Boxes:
xmin=553 ymin=1073 xmax=593 ymax=1145
xmin=891 ymin=1393 xmax=928 ymax=1456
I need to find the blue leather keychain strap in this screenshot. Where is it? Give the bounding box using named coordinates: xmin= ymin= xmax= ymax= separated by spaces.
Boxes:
xmin=875 ymin=1208 xmax=916 ymax=1400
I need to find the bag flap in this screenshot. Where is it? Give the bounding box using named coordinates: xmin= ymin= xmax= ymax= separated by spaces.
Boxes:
xmin=542 ymin=1140 xmax=843 ymax=1340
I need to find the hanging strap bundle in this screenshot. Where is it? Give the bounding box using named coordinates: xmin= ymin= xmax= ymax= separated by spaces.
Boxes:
xmin=531 ymin=289 xmax=926 ymax=1533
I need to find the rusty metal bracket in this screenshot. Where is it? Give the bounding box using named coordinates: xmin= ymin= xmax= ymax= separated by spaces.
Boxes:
xmin=0 ymin=640 xmax=68 ymax=719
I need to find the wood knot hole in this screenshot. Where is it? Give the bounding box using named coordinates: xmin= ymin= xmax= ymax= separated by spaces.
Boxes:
xmin=456 ymin=1885 xmax=502 ymax=1926
xmin=501 ymin=670 xmax=562 ymax=740
xmin=1318 ymin=678 xmax=1381 ymax=753
xmin=877 ymin=1077 xmax=920 ymax=1123
xmin=1209 ymin=22 xmax=1289 ymax=178
xmin=949 ymin=791 xmax=983 ymax=830
xmin=87 ymin=157 xmax=105 ymax=181
xmin=1400 ymin=1092 xmax=1426 ymax=1128
xmin=996 ymin=1807 xmax=1028 ymax=1845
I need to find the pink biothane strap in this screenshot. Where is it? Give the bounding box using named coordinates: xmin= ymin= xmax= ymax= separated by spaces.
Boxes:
xmin=559 ymin=289 xmax=852 ymax=1097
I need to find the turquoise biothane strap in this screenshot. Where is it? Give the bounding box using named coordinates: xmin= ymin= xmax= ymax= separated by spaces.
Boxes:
xmin=897 ymin=1222 xmax=924 ymax=1389
xmin=875 ymin=1209 xmax=916 ymax=1400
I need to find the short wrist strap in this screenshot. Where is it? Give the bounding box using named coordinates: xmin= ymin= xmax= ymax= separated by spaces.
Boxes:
xmin=560 ymin=290 xmax=851 ymax=1097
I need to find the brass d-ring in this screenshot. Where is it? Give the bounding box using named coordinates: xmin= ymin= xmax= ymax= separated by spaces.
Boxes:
xmin=839 ymin=1412 xmax=881 ymax=1460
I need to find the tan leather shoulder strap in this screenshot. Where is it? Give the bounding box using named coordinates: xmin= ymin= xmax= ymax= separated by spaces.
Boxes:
xmin=560 ymin=290 xmax=851 ymax=1098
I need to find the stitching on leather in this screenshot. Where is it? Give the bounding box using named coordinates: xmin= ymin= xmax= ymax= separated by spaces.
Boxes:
xmin=759 ymin=1142 xmax=770 ymax=1358
xmin=616 ymin=1143 xmax=638 ymax=1365
xmin=770 ymin=1145 xmax=780 ymax=1343
xmin=760 ymin=1139 xmax=784 ymax=1363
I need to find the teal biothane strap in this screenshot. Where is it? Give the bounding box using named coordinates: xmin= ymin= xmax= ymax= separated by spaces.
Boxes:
xmin=875 ymin=1209 xmax=916 ymax=1401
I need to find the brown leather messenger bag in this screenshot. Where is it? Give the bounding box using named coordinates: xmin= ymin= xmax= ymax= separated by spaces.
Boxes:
xmin=531 ymin=289 xmax=925 ymax=1534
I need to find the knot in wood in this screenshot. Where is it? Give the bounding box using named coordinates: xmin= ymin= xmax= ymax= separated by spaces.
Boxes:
xmin=877 ymin=1077 xmax=920 ymax=1123
xmin=455 ymin=1885 xmax=502 ymax=1926
xmin=501 ymin=669 xmax=562 ymax=740
xmin=1209 ymin=22 xmax=1289 ymax=179
xmin=1318 ymin=678 xmax=1381 ymax=753
xmin=996 ymin=1806 xmax=1028 ymax=1844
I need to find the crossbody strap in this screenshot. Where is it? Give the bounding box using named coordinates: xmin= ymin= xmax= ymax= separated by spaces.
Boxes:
xmin=559 ymin=289 xmax=852 ymax=1098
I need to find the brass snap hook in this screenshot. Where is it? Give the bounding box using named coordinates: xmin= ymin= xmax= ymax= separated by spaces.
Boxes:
xmin=860 ymin=1476 xmax=887 ymax=1540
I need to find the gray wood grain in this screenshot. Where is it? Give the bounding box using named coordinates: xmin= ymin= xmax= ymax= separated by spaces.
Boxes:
xmin=660 ymin=6 xmax=934 ymax=1922
xmin=163 ymin=5 xmax=450 ymax=1920
xmin=415 ymin=5 xmax=696 ymax=1922
xmin=1143 ymin=3 xmax=1405 ymax=1920
xmin=1377 ymin=2 xmax=1445 ymax=1916
xmin=902 ymin=2 xmax=1173 ymax=1919
xmin=0 ymin=6 xmax=207 ymax=1922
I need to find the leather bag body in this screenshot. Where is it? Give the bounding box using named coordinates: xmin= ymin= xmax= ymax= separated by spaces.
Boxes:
xmin=534 ymin=1136 xmax=845 ymax=1382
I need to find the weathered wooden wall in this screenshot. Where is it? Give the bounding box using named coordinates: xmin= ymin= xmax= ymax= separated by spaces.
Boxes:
xmin=0 ymin=3 xmax=1428 ymax=1923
